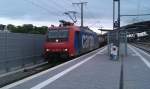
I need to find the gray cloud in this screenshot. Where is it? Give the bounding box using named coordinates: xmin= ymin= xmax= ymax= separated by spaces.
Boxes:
xmin=0 ymin=0 xmax=150 ymax=27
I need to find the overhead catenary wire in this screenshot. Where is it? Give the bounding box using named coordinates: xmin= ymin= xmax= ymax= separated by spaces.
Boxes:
xmin=73 ymin=2 xmax=88 ymax=27
xmin=41 ymin=0 xmax=77 ymax=21
xmin=64 ymin=11 xmax=78 ymax=23
xmin=23 ymin=0 xmax=74 ymax=21
xmin=50 ymin=0 xmax=70 ymax=12
xmin=39 ymin=0 xmax=64 ymax=14
xmin=22 ymin=0 xmax=103 ymax=28
xmin=123 ymin=0 xmax=150 ymax=23
xmin=23 ymin=0 xmax=58 ymax=15
xmin=64 ymin=0 xmax=79 ymax=11
xmin=83 ymin=2 xmax=102 ymax=28
xmin=89 ymin=21 xmax=99 ymax=28
xmin=121 ymin=14 xmax=150 ymax=17
xmin=67 ymin=0 xmax=101 ymax=27
xmin=48 ymin=0 xmax=77 ymax=21
xmin=62 ymin=0 xmax=73 ymax=6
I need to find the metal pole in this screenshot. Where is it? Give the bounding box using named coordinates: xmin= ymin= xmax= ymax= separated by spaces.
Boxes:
xmin=125 ymin=31 xmax=128 ymax=56
xmin=118 ymin=0 xmax=120 ymax=29
xmin=118 ymin=0 xmax=120 ymax=59
xmin=113 ymin=0 xmax=115 ymax=30
xmin=72 ymin=2 xmax=88 ymax=27
xmin=107 ymin=32 xmax=110 ymax=56
xmin=81 ymin=3 xmax=83 ymax=27
xmin=113 ymin=0 xmax=121 ymax=60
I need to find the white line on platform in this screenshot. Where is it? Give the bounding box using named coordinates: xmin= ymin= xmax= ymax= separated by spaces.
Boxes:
xmin=2 ymin=47 xmax=106 ymax=89
xmin=131 ymin=53 xmax=137 ymax=56
xmin=129 ymin=45 xmax=150 ymax=69
xmin=133 ymin=45 xmax=150 ymax=58
xmin=30 ymin=47 xmax=106 ymax=89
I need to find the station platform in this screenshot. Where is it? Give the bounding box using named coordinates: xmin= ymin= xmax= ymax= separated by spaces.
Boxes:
xmin=124 ymin=45 xmax=150 ymax=89
xmin=2 ymin=45 xmax=150 ymax=89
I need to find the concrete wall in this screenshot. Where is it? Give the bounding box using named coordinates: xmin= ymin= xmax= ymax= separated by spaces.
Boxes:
xmin=0 ymin=32 xmax=46 ymax=74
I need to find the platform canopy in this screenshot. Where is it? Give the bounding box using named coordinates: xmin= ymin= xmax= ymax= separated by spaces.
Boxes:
xmin=121 ymin=21 xmax=150 ymax=32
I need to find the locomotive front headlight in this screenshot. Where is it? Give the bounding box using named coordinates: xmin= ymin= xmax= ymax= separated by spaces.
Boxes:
xmin=56 ymin=39 xmax=59 ymax=42
xmin=64 ymin=48 xmax=68 ymax=51
xmin=46 ymin=49 xmax=50 ymax=52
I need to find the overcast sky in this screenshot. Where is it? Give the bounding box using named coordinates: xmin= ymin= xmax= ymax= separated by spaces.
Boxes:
xmin=0 ymin=0 xmax=150 ymax=33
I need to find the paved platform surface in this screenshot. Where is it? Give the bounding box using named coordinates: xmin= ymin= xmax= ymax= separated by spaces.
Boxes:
xmin=124 ymin=45 xmax=150 ymax=89
xmin=1 ymin=45 xmax=150 ymax=89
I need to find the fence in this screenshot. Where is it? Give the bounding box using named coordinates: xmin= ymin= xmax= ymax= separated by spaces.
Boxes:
xmin=0 ymin=32 xmax=46 ymax=74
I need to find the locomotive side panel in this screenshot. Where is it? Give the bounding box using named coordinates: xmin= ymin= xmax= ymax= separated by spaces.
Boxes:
xmin=79 ymin=29 xmax=98 ymax=54
xmin=74 ymin=31 xmax=81 ymax=56
xmin=93 ymin=33 xmax=99 ymax=49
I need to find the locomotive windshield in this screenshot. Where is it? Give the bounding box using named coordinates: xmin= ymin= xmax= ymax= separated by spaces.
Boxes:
xmin=47 ymin=28 xmax=69 ymax=42
xmin=48 ymin=30 xmax=68 ymax=38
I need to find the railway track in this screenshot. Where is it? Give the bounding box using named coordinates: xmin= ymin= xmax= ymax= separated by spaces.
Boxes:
xmin=0 ymin=59 xmax=65 ymax=88
xmin=132 ymin=42 xmax=150 ymax=53
xmin=136 ymin=42 xmax=150 ymax=46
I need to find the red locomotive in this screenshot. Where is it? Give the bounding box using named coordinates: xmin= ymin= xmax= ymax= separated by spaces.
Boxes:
xmin=44 ymin=20 xmax=101 ymax=61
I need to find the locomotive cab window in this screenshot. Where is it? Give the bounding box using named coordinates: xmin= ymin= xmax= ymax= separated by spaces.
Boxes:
xmin=47 ymin=29 xmax=69 ymax=42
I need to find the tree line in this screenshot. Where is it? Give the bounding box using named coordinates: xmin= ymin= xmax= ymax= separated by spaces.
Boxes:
xmin=0 ymin=24 xmax=48 ymax=34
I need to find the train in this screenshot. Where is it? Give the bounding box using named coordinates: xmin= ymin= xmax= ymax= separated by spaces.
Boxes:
xmin=98 ymin=34 xmax=107 ymax=47
xmin=44 ymin=21 xmax=106 ymax=61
